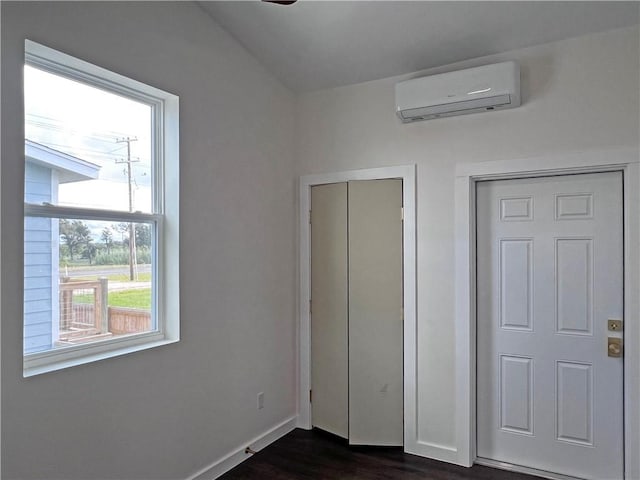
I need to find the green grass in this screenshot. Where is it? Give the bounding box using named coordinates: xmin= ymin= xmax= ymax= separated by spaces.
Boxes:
xmin=108 ymin=289 xmax=151 ymax=309
xmin=74 ymin=288 xmax=151 ymax=309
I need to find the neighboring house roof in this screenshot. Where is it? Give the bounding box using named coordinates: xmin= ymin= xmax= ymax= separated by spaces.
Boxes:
xmin=26 ymin=139 xmax=101 ymax=183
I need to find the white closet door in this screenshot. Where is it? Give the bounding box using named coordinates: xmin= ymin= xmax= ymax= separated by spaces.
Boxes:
xmin=311 ymin=182 xmax=348 ymax=438
xmin=477 ymin=172 xmax=624 ymax=479
xmin=348 ymin=179 xmax=403 ymax=446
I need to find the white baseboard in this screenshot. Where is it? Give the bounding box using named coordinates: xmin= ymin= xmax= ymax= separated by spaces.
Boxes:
xmin=187 ymin=415 xmax=298 ymax=480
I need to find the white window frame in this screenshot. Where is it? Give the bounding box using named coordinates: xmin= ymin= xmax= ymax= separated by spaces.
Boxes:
xmin=23 ymin=40 xmax=180 ymax=377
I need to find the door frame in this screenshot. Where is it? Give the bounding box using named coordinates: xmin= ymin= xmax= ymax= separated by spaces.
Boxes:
xmin=454 ymin=148 xmax=640 ymax=478
xmin=297 ymin=165 xmax=418 ymax=453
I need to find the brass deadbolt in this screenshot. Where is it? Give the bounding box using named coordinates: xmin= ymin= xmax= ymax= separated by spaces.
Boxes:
xmin=608 ymin=337 xmax=623 ymax=358
xmin=608 ymin=319 xmax=623 ymax=332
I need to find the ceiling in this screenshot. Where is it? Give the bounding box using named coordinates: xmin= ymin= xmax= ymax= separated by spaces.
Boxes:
xmin=198 ymin=1 xmax=639 ymax=93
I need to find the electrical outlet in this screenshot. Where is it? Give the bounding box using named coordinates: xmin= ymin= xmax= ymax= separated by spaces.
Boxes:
xmin=257 ymin=392 xmax=264 ymax=410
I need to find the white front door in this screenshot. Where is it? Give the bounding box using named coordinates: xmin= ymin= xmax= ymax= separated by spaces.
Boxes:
xmin=476 ymin=172 xmax=624 ymax=479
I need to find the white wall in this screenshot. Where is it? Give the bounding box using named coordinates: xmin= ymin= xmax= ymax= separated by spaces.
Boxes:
xmin=295 ymin=25 xmax=640 ymax=454
xmin=1 ymin=2 xmax=296 ymax=479
xmin=2 ymin=3 xmax=639 ymax=478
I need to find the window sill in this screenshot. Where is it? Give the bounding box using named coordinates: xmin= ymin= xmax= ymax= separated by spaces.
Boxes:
xmin=23 ymin=332 xmax=179 ymax=377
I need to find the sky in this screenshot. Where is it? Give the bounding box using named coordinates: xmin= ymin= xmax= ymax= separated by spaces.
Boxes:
xmin=24 ymin=65 xmax=153 ymax=214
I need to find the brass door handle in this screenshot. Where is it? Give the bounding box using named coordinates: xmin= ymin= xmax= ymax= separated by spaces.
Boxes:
xmin=608 ymin=337 xmax=623 ymax=358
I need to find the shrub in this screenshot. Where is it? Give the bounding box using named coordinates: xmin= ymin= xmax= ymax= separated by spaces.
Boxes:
xmin=94 ymin=247 xmax=151 ymax=265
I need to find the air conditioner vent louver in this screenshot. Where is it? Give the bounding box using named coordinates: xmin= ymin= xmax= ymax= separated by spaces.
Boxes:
xmin=396 ymin=62 xmax=520 ymax=123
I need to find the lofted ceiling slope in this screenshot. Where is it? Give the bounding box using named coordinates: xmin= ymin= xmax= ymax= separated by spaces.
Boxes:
xmin=198 ymin=1 xmax=639 ymax=93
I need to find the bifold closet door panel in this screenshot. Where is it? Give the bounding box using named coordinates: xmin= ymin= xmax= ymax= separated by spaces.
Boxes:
xmin=348 ymin=179 xmax=403 ymax=446
xmin=310 ymin=183 xmax=349 ymax=439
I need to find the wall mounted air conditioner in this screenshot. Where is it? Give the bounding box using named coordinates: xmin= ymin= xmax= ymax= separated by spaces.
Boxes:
xmin=395 ymin=61 xmax=520 ymax=123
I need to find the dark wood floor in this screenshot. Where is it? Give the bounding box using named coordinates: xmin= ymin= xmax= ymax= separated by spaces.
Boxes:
xmin=220 ymin=428 xmax=538 ymax=479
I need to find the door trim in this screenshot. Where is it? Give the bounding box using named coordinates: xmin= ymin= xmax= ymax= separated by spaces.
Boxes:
xmin=297 ymin=165 xmax=420 ymax=455
xmin=454 ymin=148 xmax=640 ymax=478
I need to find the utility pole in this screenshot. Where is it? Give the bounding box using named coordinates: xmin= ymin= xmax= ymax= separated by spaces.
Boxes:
xmin=115 ymin=137 xmax=139 ymax=281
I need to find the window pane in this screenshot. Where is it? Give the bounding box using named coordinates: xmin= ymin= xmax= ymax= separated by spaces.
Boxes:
xmin=24 ymin=65 xmax=153 ymax=213
xmin=24 ymin=217 xmax=154 ymax=354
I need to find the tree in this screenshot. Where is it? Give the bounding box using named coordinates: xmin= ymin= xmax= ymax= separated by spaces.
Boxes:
xmin=135 ymin=224 xmax=151 ymax=248
xmin=101 ymin=227 xmax=113 ymax=253
xmin=84 ymin=243 xmax=97 ymax=265
xmin=59 ymin=219 xmax=91 ymax=261
xmin=114 ymin=222 xmax=130 ymax=245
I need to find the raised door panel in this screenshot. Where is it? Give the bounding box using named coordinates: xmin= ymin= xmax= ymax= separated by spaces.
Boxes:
xmin=556 ymin=361 xmax=593 ymax=445
xmin=555 ymin=238 xmax=593 ymax=335
xmin=500 ymin=239 xmax=533 ymax=331
xmin=500 ymin=355 xmax=534 ymax=435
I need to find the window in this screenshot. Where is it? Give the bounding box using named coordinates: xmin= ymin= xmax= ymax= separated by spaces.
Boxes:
xmin=23 ymin=41 xmax=179 ymax=376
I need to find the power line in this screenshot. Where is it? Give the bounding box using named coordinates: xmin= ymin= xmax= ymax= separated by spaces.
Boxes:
xmin=25 ymin=113 xmax=134 ymax=140
xmin=26 ymin=121 xmax=121 ymax=143
xmin=25 ymin=137 xmax=152 ymax=165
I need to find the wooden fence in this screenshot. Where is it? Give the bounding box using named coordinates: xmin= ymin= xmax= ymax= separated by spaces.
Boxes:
xmin=59 ymin=278 xmax=109 ymax=342
xmin=58 ymin=277 xmax=151 ymax=344
xmin=108 ymin=306 xmax=152 ymax=334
